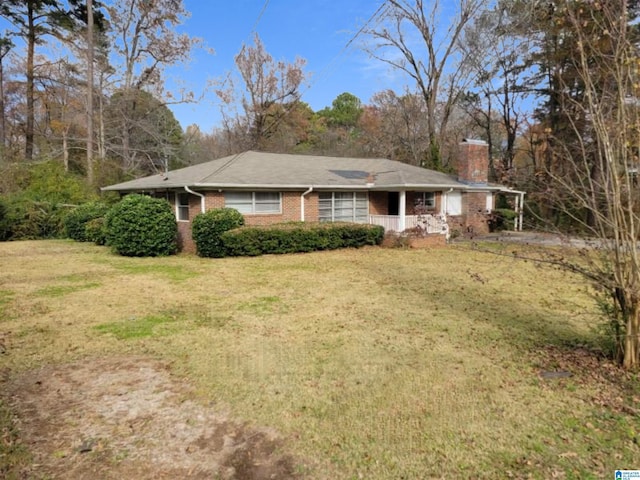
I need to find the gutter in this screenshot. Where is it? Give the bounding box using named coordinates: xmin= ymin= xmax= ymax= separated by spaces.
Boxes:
xmin=301 ymin=186 xmax=313 ymax=222
xmin=184 ymin=186 xmax=205 ymax=214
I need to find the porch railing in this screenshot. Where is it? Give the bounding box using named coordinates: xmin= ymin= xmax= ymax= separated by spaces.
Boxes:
xmin=369 ymin=214 xmax=449 ymax=238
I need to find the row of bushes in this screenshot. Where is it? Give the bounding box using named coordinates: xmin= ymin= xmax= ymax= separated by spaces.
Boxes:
xmin=190 ymin=208 xmax=383 ymax=257
xmin=221 ymin=222 xmax=384 ymax=257
xmin=60 ymin=196 xmax=382 ymax=258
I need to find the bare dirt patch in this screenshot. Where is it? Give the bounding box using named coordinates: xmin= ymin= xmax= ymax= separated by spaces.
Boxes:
xmin=3 ymin=356 xmax=301 ymax=479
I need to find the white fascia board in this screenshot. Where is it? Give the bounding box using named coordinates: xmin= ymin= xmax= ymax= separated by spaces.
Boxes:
xmin=500 ymin=188 xmax=527 ymax=195
xmin=464 ymin=187 xmax=504 ymax=192
xmin=106 ymin=183 xmax=512 ymax=192
xmin=367 ymin=184 xmax=463 ymax=190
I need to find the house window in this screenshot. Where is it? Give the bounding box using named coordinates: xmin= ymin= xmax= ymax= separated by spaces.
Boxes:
xmin=319 ymin=192 xmax=368 ymax=223
xmin=415 ymin=192 xmax=436 ymax=210
xmin=224 ymin=191 xmax=281 ymax=214
xmin=176 ymin=193 xmax=190 ymax=221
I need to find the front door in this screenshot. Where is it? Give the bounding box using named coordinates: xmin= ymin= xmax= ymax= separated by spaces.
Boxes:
xmin=388 ymin=192 xmax=399 ymax=216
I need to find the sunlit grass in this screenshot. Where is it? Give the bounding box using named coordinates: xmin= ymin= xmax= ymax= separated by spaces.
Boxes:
xmin=0 ymin=240 xmax=638 ymax=478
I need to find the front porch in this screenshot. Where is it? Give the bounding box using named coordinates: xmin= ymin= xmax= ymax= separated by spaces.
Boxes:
xmin=369 ymin=214 xmax=450 ymax=237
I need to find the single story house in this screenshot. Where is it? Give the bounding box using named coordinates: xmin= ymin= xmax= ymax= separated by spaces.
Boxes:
xmin=103 ymin=139 xmax=525 ymax=252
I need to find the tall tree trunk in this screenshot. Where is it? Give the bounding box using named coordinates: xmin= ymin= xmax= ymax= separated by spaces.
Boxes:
xmin=623 ymin=301 xmax=640 ymax=369
xmin=62 ymin=129 xmax=69 ymax=171
xmin=86 ymin=0 xmax=94 ymax=184
xmin=122 ymin=119 xmax=131 ymax=171
xmin=25 ymin=0 xmax=35 ymax=160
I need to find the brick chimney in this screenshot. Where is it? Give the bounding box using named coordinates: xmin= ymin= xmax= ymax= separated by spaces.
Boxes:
xmin=457 ymin=139 xmax=488 ymax=185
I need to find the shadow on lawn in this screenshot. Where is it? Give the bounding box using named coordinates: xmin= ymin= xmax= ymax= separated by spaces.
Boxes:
xmin=372 ymin=261 xmax=600 ymax=356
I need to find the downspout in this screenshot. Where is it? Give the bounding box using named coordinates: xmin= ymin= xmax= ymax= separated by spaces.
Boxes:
xmin=184 ymin=186 xmax=205 ymax=214
xmin=301 ymin=186 xmax=313 ymax=221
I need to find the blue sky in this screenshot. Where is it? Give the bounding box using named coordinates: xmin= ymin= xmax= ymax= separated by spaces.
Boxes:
xmin=165 ymin=0 xmax=402 ymax=132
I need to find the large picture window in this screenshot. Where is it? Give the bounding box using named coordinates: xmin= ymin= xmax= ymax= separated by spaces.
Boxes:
xmin=319 ymin=192 xmax=368 ymax=222
xmin=224 ymin=192 xmax=281 ymax=214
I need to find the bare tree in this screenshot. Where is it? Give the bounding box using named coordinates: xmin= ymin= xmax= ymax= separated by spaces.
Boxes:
xmin=35 ymin=57 xmax=84 ymax=171
xmin=459 ymin=3 xmax=533 ymax=182
xmin=364 ymin=89 xmax=430 ymax=165
xmin=365 ymin=0 xmax=487 ymax=168
xmin=217 ymin=34 xmax=307 ymax=152
xmin=106 ymin=0 xmax=199 ymax=171
xmin=508 ymin=1 xmax=640 ymax=368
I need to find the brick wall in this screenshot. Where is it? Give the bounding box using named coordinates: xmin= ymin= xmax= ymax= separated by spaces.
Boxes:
xmin=464 ymin=191 xmax=490 ymax=235
xmin=369 ymin=191 xmax=388 ymax=215
xmin=177 ymin=221 xmax=196 ymax=253
xmin=447 ymin=191 xmax=490 ymax=236
xmin=204 ymin=191 xmax=225 ymax=210
xmin=305 ymin=192 xmax=319 ymax=222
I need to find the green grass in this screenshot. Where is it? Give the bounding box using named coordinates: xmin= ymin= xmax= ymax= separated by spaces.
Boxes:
xmin=95 ymin=311 xmax=182 ymax=339
xmin=0 ymin=240 xmax=638 ymax=478
xmin=34 ymin=282 xmax=101 ymax=298
xmin=0 ymin=290 xmax=13 ymax=319
xmin=103 ymin=260 xmax=198 ymax=282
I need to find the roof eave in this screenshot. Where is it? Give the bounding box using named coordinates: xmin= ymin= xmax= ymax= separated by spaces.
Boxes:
xmin=101 ymin=182 xmax=515 ymax=192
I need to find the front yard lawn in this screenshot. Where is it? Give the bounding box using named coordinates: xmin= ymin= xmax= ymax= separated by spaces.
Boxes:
xmin=0 ymin=240 xmax=638 ymax=479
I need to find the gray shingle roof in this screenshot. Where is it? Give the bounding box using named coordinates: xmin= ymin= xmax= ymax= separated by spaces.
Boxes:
xmin=102 ymin=151 xmax=492 ymax=192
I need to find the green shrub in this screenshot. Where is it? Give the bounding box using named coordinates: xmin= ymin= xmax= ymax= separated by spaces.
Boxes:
xmin=0 ymin=161 xmax=98 ymax=241
xmin=191 ymin=208 xmax=245 ymax=258
xmin=85 ymin=217 xmax=108 ymax=245
xmin=2 ymin=198 xmax=68 ymax=240
xmin=0 ymin=198 xmax=10 ymax=241
xmin=105 ymin=194 xmax=177 ymax=257
xmin=64 ymin=202 xmax=110 ymax=242
xmin=488 ymin=208 xmax=518 ymax=232
xmin=221 ymin=222 xmax=384 ymax=257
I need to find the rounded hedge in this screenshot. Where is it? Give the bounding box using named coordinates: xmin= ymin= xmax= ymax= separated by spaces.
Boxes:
xmin=105 ymin=194 xmax=177 ymax=257
xmin=85 ymin=217 xmax=107 ymax=245
xmin=64 ymin=202 xmax=110 ymax=242
xmin=192 ymin=208 xmax=244 ymax=258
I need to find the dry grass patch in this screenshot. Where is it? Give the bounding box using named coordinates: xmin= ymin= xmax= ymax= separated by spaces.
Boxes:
xmin=0 ymin=240 xmax=638 ymax=479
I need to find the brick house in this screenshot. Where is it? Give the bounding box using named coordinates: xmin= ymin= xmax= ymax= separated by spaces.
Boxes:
xmin=103 ymin=139 xmax=525 ymax=252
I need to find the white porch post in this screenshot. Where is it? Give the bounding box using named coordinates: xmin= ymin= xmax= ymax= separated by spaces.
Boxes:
xmin=399 ymin=190 xmax=406 ymax=232
xmin=514 ymin=194 xmax=519 ymax=231
xmin=518 ymin=192 xmax=525 ymax=231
